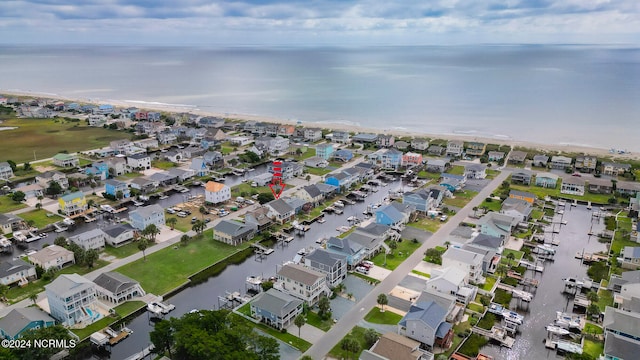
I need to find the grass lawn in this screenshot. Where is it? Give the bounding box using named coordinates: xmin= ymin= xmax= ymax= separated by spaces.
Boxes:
xmin=584 ymin=322 xmax=604 ymax=335
xmin=292 ymin=149 xmax=315 ymax=161
xmin=486 ymin=169 xmax=500 ymax=179
xmin=510 ymin=183 xmax=613 ymax=205
xmin=166 ymin=215 xmax=200 ymax=233
xmin=417 ymin=170 xmax=441 ymax=180
xmin=350 ymin=272 xmax=381 ymax=285
xmin=479 ymin=198 xmax=502 ymax=212
xmin=444 ymin=319 xmax=473 ymax=358
xmin=449 ymin=165 xmax=465 ymax=175
xmin=72 ymin=316 xmax=118 ymax=340
xmin=583 ymin=339 xmax=604 ymax=359
xmin=113 ymin=300 xmax=146 ymax=317
xmin=364 ymin=308 xmax=402 ymax=325
xmin=596 ymin=289 xmax=614 ymax=312
xmin=443 ymin=190 xmax=478 ymax=208
xmin=116 ymin=172 xmax=143 ymax=180
xmin=305 ymin=310 xmax=333 ymax=331
xmin=19 ymin=209 xmax=62 ymax=228
xmin=408 ymin=218 xmax=441 ymax=233
xmin=481 ymin=276 xmax=497 ymax=291
xmin=0 ymin=196 xmax=28 ymax=212
xmin=0 ymin=118 xmax=131 ymax=163
xmin=305 ymin=166 xmax=332 ymax=176
xmin=500 ymin=249 xmax=524 ymax=265
xmin=116 ymin=233 xmax=250 ymax=295
xmin=411 ymin=270 xmax=430 ymax=278
xmin=467 ymin=302 xmax=484 ymax=313
xmin=328 ymin=326 xmax=373 ymax=360
xmin=530 ymin=209 xmax=544 ymax=220
xmin=103 ymin=242 xmax=141 ymax=259
xmin=371 ymin=239 xmax=422 ymax=270
xmin=231 ymin=182 xmax=273 ymax=198
xmin=151 ymin=160 xmax=177 ymax=170
xmin=221 ymin=146 xmax=234 ymax=155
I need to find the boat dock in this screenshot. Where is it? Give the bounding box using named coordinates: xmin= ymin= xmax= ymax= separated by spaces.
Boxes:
xmin=471 ymin=326 xmax=515 ymax=348
xmin=572 ymin=294 xmax=590 ymax=309
xmin=124 ymin=344 xmax=155 ymax=360
xmin=90 ymin=326 xmax=133 ymax=347
xmin=544 ymin=340 xmax=583 ymax=355
xmin=575 ymin=251 xmax=608 ymax=263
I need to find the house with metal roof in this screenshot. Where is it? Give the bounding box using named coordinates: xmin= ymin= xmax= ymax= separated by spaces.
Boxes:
xmin=58 ymin=191 xmax=88 ymax=217
xmin=265 ymin=199 xmax=295 ymax=224
xmin=102 ymin=223 xmax=137 ymax=247
xmin=343 ymin=232 xmax=386 ymax=260
xmin=129 ymin=204 xmax=165 ymax=231
xmin=468 ymin=233 xmax=506 ymax=255
xmin=93 ymin=271 xmax=145 ymax=304
xmin=204 ymin=181 xmax=230 ymax=204
xmin=561 ymin=177 xmax=585 ymax=196
xmin=398 ymin=300 xmax=454 ymax=351
xmin=500 ymin=197 xmax=533 ymax=222
xmin=250 ymin=288 xmax=303 ymax=330
xmin=326 ymin=236 xmax=367 ymax=267
xmin=511 ymin=170 xmax=533 ymax=186
xmin=376 ymin=202 xmax=413 ymax=229
xmin=622 ymin=247 xmax=640 ymax=270
xmin=276 ymin=263 xmax=329 ymax=306
xmin=304 ymin=248 xmax=348 ymax=288
xmin=213 ymin=220 xmax=257 ymax=246
xmin=315 ymin=143 xmax=334 ymax=160
xmin=69 ymin=228 xmax=107 ymax=251
xmin=0 ymin=259 xmax=37 ymax=287
xmin=0 ymin=308 xmax=56 ymax=340
xmin=442 ymin=247 xmax=484 ymax=284
xmin=45 ymin=274 xmax=98 ymax=326
xmin=535 ymin=172 xmax=559 ymax=188
xmin=426 ymin=266 xmax=476 ymax=305
xmin=478 ymin=212 xmax=519 ymax=240
xmin=28 ymin=244 xmax=75 ymax=271
xmin=244 ymin=206 xmax=273 ymax=232
xmin=361 ymin=332 xmax=434 ymax=360
xmin=352 ymin=133 xmax=379 ymax=143
xmin=550 ymin=155 xmax=572 ymax=170
xmin=464 ymin=163 xmax=487 ymax=179
xmin=104 ymin=179 xmax=130 ymax=199
xmin=403 ymin=189 xmax=442 ymax=213
xmin=602 ymin=306 xmax=640 ymax=360
xmin=52 ymin=153 xmax=79 ymax=168
xmin=446 ymin=140 xmax=464 ymax=157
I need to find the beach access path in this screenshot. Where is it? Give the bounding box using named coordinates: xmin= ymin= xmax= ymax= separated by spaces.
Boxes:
xmin=302 ymin=169 xmax=511 ymax=359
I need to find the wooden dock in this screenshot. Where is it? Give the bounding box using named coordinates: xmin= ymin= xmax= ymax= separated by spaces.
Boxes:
xmin=519 ymin=260 xmax=544 ymax=272
xmin=575 ymin=252 xmax=608 ymax=263
xmin=471 ymin=326 xmax=515 ymax=348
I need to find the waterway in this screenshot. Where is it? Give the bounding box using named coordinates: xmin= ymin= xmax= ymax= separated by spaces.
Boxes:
xmin=93 ymin=178 xmax=405 ymax=359
xmin=480 ymin=204 xmax=608 ymax=360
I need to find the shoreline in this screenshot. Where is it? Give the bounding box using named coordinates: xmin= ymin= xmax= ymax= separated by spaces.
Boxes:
xmin=2 ymin=89 xmax=638 ymax=161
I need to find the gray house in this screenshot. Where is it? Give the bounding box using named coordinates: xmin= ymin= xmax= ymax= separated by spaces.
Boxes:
xmin=213 ymin=220 xmax=257 ymax=246
xmin=250 ymin=288 xmax=303 ymax=330
xmin=398 ymin=301 xmax=454 ymax=351
xmin=304 ymin=248 xmax=348 ymax=288
xmin=93 ymin=271 xmax=146 ymax=304
xmin=511 ymin=169 xmax=533 ymax=185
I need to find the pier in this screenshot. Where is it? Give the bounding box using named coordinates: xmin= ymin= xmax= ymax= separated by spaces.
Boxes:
xmin=471 ymin=326 xmax=515 ymax=348
xmin=519 ymin=260 xmax=544 ymax=272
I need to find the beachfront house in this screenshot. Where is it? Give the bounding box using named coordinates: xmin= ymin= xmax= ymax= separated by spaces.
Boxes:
xmin=276 ymin=263 xmax=329 ymax=306
xmin=58 ymin=191 xmax=87 ymax=216
xmin=511 ymin=170 xmax=533 ymax=186
xmin=28 ymin=245 xmax=75 ymax=271
xmin=428 ymin=145 xmax=445 ymax=156
xmin=411 ymin=138 xmax=429 ymax=151
xmin=560 ymin=177 xmax=585 ymax=196
xmin=0 ymin=308 xmax=56 ymax=340
xmin=446 ymin=140 xmax=464 ymax=157
xmin=205 ymin=181 xmax=231 ymax=204
xmin=603 ymin=162 xmax=632 ymax=177
xmin=331 ymin=131 xmax=351 ymax=144
xmin=0 ymin=259 xmax=37 ymax=287
xmin=352 ymin=133 xmax=379 ymax=144
xmin=575 ymin=155 xmax=598 ymax=173
xmin=377 ymin=134 xmax=395 ymax=148
xmin=0 ymin=162 xmax=14 ymax=180
xmin=465 ymin=142 xmax=486 ymax=157
xmin=103 ymin=223 xmax=136 ymax=248
xmin=104 ymin=179 xmax=130 ymax=199
xmin=250 ymin=288 xmax=303 ymax=330
xmin=93 ymin=272 xmax=146 ymax=304
xmin=315 ymin=143 xmax=334 ymax=160
xmin=533 ymin=155 xmax=549 ymax=167
xmin=464 ymin=163 xmax=487 ymax=179
xmin=213 ymin=220 xmax=257 ymax=246
xmin=52 ymin=153 xmax=79 ymax=168
xmin=304 ymin=248 xmax=348 ymax=288
xmin=398 ymin=300 xmax=454 ymax=351
xmin=45 ymin=274 xmax=99 ymax=326
xmin=550 ymin=156 xmax=573 ymax=170
xmin=508 ymin=151 xmax=528 ymax=164
xmin=488 ymin=151 xmax=505 ymax=162
xmin=129 ymin=204 xmax=165 ymax=231
xmin=535 ymin=172 xmax=559 ymax=188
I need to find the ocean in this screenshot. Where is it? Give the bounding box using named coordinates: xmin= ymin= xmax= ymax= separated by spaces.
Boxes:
xmin=1 ymin=45 xmax=638 ymax=151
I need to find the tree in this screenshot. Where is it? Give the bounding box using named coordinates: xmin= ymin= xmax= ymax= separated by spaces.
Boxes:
xmin=261 ymin=281 xmax=274 ymax=292
xmin=472 ymin=206 xmax=478 ymax=217
xmin=68 ymin=242 xmax=85 ymax=265
xmin=142 ymin=224 xmax=160 ymax=242
xmin=54 ymin=236 xmax=67 ymax=247
xmin=377 ymin=293 xmax=388 ymax=312
xmin=84 ymin=249 xmax=99 ymax=268
xmin=14 ymin=324 xmax=75 ymax=360
xmin=294 ymin=313 xmax=306 ymax=337
xmin=199 ymin=206 xmax=208 ymax=218
xmin=138 ymin=239 xmax=149 ymax=261
xmin=150 ymin=319 xmax=174 ymax=357
xmin=318 ymin=295 xmax=331 ymax=319
xmin=167 ymin=217 xmax=178 ymax=230
xmin=23 ymin=162 xmax=32 ymax=171
xmin=7 ymin=160 xmax=16 ymax=172
xmin=192 ymin=219 xmax=206 ymax=235
xmin=46 ymin=181 xmax=63 ymax=197
xmin=300 ymin=356 xmax=313 ymax=360
xmin=257 ymin=192 xmax=275 ymax=204
xmin=0 ymin=284 xmax=8 ymax=302
xmin=347 ymin=292 xmax=353 ymax=300
xmin=506 ymin=252 xmax=515 ymax=266
xmin=305 ymin=174 xmax=311 ymax=183
xmin=587 ymin=291 xmax=599 ymax=303
xmin=29 ymin=293 xmax=38 ymax=305
xmin=11 ymin=190 xmax=25 ymax=202
xmin=340 ymin=337 xmax=360 ymax=360
xmin=388 ymin=240 xmax=398 ymax=255
xmin=116 ymin=190 xmax=124 ymax=200
xmin=496 ymin=265 xmax=509 ymax=279
xmin=363 ymin=328 xmax=379 ymax=348
xmin=35 ymin=202 xmax=42 ymax=210
xmin=180 ymin=234 xmax=190 ymax=246
xmin=587 ymin=304 xmax=601 ymax=317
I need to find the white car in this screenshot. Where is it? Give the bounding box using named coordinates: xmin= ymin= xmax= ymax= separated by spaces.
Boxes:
xmin=355 ymin=266 xmax=369 ymax=274
xmin=177 ymin=211 xmax=188 ymax=218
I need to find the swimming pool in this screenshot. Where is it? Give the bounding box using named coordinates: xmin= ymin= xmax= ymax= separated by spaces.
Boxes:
xmin=85 ymin=307 xmax=101 ymax=321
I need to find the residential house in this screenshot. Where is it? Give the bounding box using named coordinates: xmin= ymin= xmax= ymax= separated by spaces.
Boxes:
xmin=603 ymin=162 xmax=632 ymax=177
xmin=149 ymin=171 xmax=179 ymax=186
xmin=228 ymin=136 xmax=253 ymax=147
xmin=621 ymin=247 xmax=640 ymax=270
xmin=277 ymin=125 xmax=295 ymax=137
xmin=0 ymin=214 xmax=21 ymax=236
xmin=0 ymin=308 xmax=56 ymax=340
xmin=276 ymin=263 xmax=329 ymax=306
xmin=508 ymin=151 xmax=527 ymax=164
xmin=511 ymin=169 xmax=533 ymax=185
xmin=618 ymin=182 xmax=640 ymax=197
xmin=424 ymin=159 xmax=446 ymax=173
xmin=251 ymin=172 xmax=273 ymax=187
xmin=439 ymin=173 xmax=466 ymax=193
xmin=402 ymin=152 xmax=423 ymax=167
xmin=442 ymin=247 xmax=484 ymax=284
xmin=462 ymin=244 xmax=500 ymax=275
xmin=302 ymin=127 xmax=322 ymax=142
xmin=426 ymin=267 xmax=476 ymax=305
xmin=158 ymin=131 xmax=178 ymax=145
xmin=602 ymin=306 xmax=640 ymax=360
xmin=361 ymin=332 xmax=434 ymax=360
xmin=244 ymin=206 xmax=273 ymax=232
xmin=267 ymin=161 xmax=303 ymax=180
xmin=304 ymin=156 xmax=329 ymax=168
xmin=204 ymin=181 xmax=231 ymax=204
xmin=377 ymin=135 xmax=395 ymax=148
xmin=588 ymin=178 xmax=614 ymax=194
xmin=255 ymin=136 xmax=289 ymax=155
xmin=103 ymin=223 xmax=137 ymax=248
xmin=250 ymin=288 xmax=304 ymax=330
xmin=464 ymin=163 xmax=487 ymax=179
xmin=535 ymin=172 xmax=559 ymax=188
xmin=532 ymin=154 xmax=550 ymax=167
xmin=411 ymin=138 xmax=429 ymax=151
xmin=93 ymin=272 xmax=145 ymax=304
xmin=304 ymin=248 xmax=348 ymax=288
xmin=326 ymin=236 xmax=367 ymax=267
xmin=85 ymin=161 xmax=109 ymax=181
xmin=134 ymin=138 xmax=159 ymax=150
xmin=615 ymin=282 xmax=640 ymax=313
xmin=416 ymin=288 xmax=461 ymax=323
xmin=608 ymin=270 xmax=640 ymax=293
xmin=0 ymin=259 xmax=37 ymax=286
xmin=376 ymin=202 xmax=413 ymax=229
xmin=265 ymin=199 xmax=295 ymax=224
xmin=368 ymin=148 xmax=403 ymax=170
xmin=315 ymin=183 xmax=339 ymax=198
xmin=575 ymin=155 xmax=598 ymax=173
xmin=28 ymin=245 xmax=75 ymax=270
xmin=69 ymin=228 xmax=107 ymax=251
xmin=446 ymin=140 xmax=464 ymax=157
xmin=332 ymin=149 xmax=354 ymax=162
xmin=105 ymin=157 xmax=128 ymax=176
xmin=0 ymin=162 xmax=14 ymax=180
xmin=501 ymin=197 xmax=533 ymax=222
xmin=550 ymin=156 xmax=573 ymax=170
xmin=104 ymin=179 xmax=130 ymax=199
xmin=478 ymin=212 xmax=519 ymax=239
xmin=52 ymin=153 xmax=79 ymax=168
xmin=14 ymin=184 xmax=44 ymax=200
xmin=331 ymin=131 xmax=351 ymax=144
xmin=295 ymin=185 xmax=324 ymax=205
xmin=466 ymin=142 xmax=486 ymax=157
xmin=403 ymin=188 xmax=443 ymax=213
xmin=398 ymin=300 xmax=454 ymax=350
xmin=36 ymin=170 xmax=69 ymax=190
xmin=561 ymin=177 xmax=586 ymax=196
xmin=509 ymin=189 xmax=536 ymax=204
xmin=129 ymin=176 xmax=158 ymax=194
xmin=129 ymin=204 xmax=165 ymax=231
xmin=110 ymin=140 xmax=136 ymax=155
xmin=487 ymin=151 xmax=505 ymax=162
xmin=325 ymin=171 xmax=357 ymax=191
xmin=45 ymin=274 xmax=98 ymax=326
xmin=352 ymin=133 xmax=379 ymax=143
xmin=127 ymin=153 xmax=151 ymax=170
xmin=468 ymin=233 xmax=505 ymax=255
xmin=203 ymin=151 xmax=224 ymax=167
xmin=395 ymin=140 xmax=409 ymax=150
xmin=427 ymin=145 xmax=445 ymax=156
xmin=213 ymin=220 xmax=257 ymax=246
xmin=58 ymin=191 xmax=87 ymax=216
xmin=198 ymin=116 xmax=225 ymax=128
xmin=96 ymin=104 xmax=114 ymax=114
xmin=189 ymin=157 xmax=209 ymax=177
xmin=342 ymin=231 xmax=384 ymax=260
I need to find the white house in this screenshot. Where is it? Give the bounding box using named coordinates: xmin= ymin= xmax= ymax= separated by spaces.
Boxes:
xmin=28 ymin=245 xmax=75 ymax=271
xmin=45 ymin=274 xmax=98 ymax=326
xmin=442 ymin=247 xmax=484 ymax=284
xmin=68 ymin=228 xmax=107 ymax=251
xmin=102 ymin=223 xmax=137 ymax=247
xmin=93 ymin=272 xmax=146 ymax=304
xmin=127 ymin=153 xmax=151 ymax=170
xmin=204 ymin=181 xmax=231 ymax=204
xmin=129 ymin=204 xmax=165 ymax=231
xmin=276 ymin=263 xmax=330 ymax=306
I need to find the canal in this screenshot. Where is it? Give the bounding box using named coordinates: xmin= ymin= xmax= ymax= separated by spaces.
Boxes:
xmin=99 ymin=177 xmax=405 ymax=359
xmin=480 ymin=203 xmax=608 ymax=360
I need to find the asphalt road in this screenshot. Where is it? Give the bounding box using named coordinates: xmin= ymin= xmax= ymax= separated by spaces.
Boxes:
xmin=302 ymin=170 xmax=511 ymax=359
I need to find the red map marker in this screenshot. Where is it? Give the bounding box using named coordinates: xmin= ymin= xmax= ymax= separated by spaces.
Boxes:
xmin=269 ymin=179 xmax=286 ymax=200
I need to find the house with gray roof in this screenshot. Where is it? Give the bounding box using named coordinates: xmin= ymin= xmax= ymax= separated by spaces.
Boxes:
xmin=469 ymin=233 xmax=505 ymax=254
xmin=411 ymin=138 xmax=429 ymax=151
xmin=622 ymin=247 xmax=640 ymax=270
xmin=0 ymin=213 xmax=21 ymax=235
xmin=508 ymin=151 xmax=527 ymax=164
xmin=550 ymin=155 xmax=573 ymax=170
xmin=102 ymin=223 xmax=136 ymax=247
xmin=295 ymin=184 xmax=324 ymax=205
xmin=487 ymin=151 xmax=505 ymax=162
xmin=250 ymin=288 xmax=303 ymax=330
xmin=511 ymin=169 xmax=533 ymax=185
xmin=361 ymin=332 xmax=434 ymax=360
xmin=535 ymin=172 xmax=559 ymax=188
xmin=426 ymin=266 xmax=476 ymax=305
xmin=427 ymin=145 xmax=444 ymax=156
xmin=442 ymin=247 xmax=484 ymax=284
xmin=45 ymin=274 xmax=98 ymax=326
xmin=213 ymin=220 xmax=257 ymax=246
xmin=0 ymin=162 xmax=14 ymax=180
xmin=0 ymin=259 xmax=37 ymax=287
xmin=343 ymin=232 xmax=385 ymax=259
xmin=352 ymin=133 xmax=379 ymax=143
xmin=244 ymin=206 xmax=273 ymax=232
xmin=28 ymin=245 xmax=75 ymax=271
xmin=304 ymin=248 xmax=348 ymax=288
xmin=603 ymin=162 xmax=632 ymax=177
xmin=0 ymin=308 xmax=56 ymax=340
xmin=478 ymin=212 xmax=519 ymax=240
xmin=265 ymin=199 xmax=295 ymax=224
xmin=93 ymin=271 xmax=145 ymax=304
xmin=416 ymin=288 xmax=461 ymax=323
xmin=425 ymin=159 xmax=447 ymax=173
xmin=276 ymin=263 xmax=329 ymax=306
xmin=464 ymin=163 xmax=487 ymax=179
xmin=532 ymin=154 xmax=549 ymax=167
xmin=609 ymin=270 xmax=640 ymax=293
xmin=326 ymin=236 xmax=367 ymax=268
xmin=376 ymin=202 xmax=413 ymax=229
xmin=68 ymin=228 xmax=106 ymax=251
xmin=129 ymin=204 xmax=165 ymax=231
xmin=129 ymin=176 xmax=159 ymax=194
xmin=398 ymin=301 xmax=454 ymax=351
xmin=446 ymin=140 xmax=464 ymax=157
xmin=602 ymin=306 xmax=640 ymax=360
xmin=36 ymin=170 xmax=69 ymax=190
xmin=356 ymin=223 xmax=397 ymax=243
xmin=462 ymin=244 xmax=500 ymax=275
xmin=501 ymin=197 xmax=533 ymax=222
xmin=561 ymin=176 xmax=586 ymax=196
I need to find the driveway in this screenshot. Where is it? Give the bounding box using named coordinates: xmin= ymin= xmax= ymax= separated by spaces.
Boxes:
xmin=401 ymin=226 xmax=432 ymax=241
xmin=367 ymin=265 xmax=392 ymax=282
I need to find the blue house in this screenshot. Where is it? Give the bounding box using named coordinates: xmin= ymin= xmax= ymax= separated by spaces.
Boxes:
xmin=403 ymin=188 xmax=443 ymax=212
xmin=0 ymin=308 xmax=56 ymax=340
xmin=86 ymin=161 xmax=110 ymax=180
xmin=105 ymin=179 xmax=130 ymax=198
xmin=332 ymin=149 xmax=353 ymax=162
xmin=190 ymin=157 xmax=209 ymax=176
xmin=398 ymin=300 xmax=454 ymax=350
xmin=315 ymin=143 xmax=334 ymax=160
xmin=250 ymin=288 xmax=303 ymax=330
xmin=97 ymin=104 xmax=114 ymax=114
xmin=376 ymin=202 xmax=411 ymax=228
xmin=326 ymin=236 xmax=367 ymax=267
xmin=200 ymin=138 xmax=218 ymax=150
xmin=325 ymin=172 xmax=355 ymax=191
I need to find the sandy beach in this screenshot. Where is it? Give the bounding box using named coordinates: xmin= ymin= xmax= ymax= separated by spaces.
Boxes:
xmin=3 ymin=89 xmax=638 ymax=161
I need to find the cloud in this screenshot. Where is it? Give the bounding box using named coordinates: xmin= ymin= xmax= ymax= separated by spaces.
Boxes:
xmin=0 ymin=0 xmax=638 ymax=44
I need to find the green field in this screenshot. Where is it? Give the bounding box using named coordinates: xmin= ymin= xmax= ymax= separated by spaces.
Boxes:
xmin=0 ymin=195 xmax=28 ymax=213
xmin=0 ymin=118 xmax=131 ymax=163
xmin=18 ymin=209 xmax=62 ymax=228
xmin=449 ymin=165 xmax=465 ymax=175
xmin=305 ymin=310 xmax=333 ymax=331
xmin=371 ymin=239 xmax=422 ymax=270
xmin=305 ymin=166 xmax=333 ymax=176
xmin=407 ymin=217 xmax=442 ymax=233
xmin=443 ymin=190 xmax=478 ymax=208
xmin=363 ymin=308 xmax=402 ymax=325
xmin=583 ymin=339 xmax=604 ymax=359
xmin=102 ymin=242 xmax=142 ymax=259
xmin=479 ymin=198 xmax=502 ymax=212
xmin=151 ymin=160 xmax=177 ymax=170
xmin=328 ymin=326 xmax=374 ymax=360
xmin=510 ymin=182 xmax=613 ymax=205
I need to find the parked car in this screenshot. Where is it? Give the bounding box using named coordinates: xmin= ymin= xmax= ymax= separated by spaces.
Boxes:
xmin=440 ymin=215 xmax=448 ymax=222
xmin=191 ymin=217 xmax=198 ymax=224
xmin=361 ymin=260 xmax=374 ymax=269
xmin=355 ymin=266 xmax=369 ymax=274
xmin=166 ymin=208 xmax=176 ymax=214
xmin=177 ymin=211 xmax=188 ymax=218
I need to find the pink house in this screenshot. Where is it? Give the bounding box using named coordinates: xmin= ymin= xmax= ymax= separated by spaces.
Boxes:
xmin=402 ymin=152 xmax=423 ymax=166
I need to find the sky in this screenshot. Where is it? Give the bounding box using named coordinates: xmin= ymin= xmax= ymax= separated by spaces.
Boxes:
xmin=1 ymin=0 xmax=639 ymax=45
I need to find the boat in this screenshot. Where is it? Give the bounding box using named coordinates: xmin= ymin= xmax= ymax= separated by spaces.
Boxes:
xmin=156 ymin=302 xmax=176 ymax=313
xmin=336 ymin=226 xmax=351 ymax=233
xmin=317 ymin=217 xmax=326 ymax=224
xmin=563 ymin=277 xmax=584 ymax=288
xmin=502 ymin=310 xmax=524 ymax=325
xmin=158 ymin=195 xmax=169 ymax=200
xmin=546 ymin=325 xmax=571 ymax=336
xmin=246 ymin=276 xmax=263 ymax=286
xmin=536 ymin=244 xmax=556 ymax=255
xmin=555 ymin=312 xmax=583 ymax=329
xmin=263 ymin=248 xmax=274 ymax=255
xmin=333 ymin=201 xmax=345 ymax=209
xmin=247 ymin=168 xmax=255 ymax=172
xmin=297 ymin=248 xmax=308 ymax=256
xmin=334 ymin=208 xmax=343 ymax=214
xmin=147 ymin=303 xmax=164 ymax=316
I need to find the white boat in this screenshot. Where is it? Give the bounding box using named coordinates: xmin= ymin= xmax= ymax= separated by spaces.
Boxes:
xmin=155 ymin=302 xmax=175 ymax=314
xmin=317 ymin=218 xmax=326 ymax=224
xmin=336 ymin=226 xmax=350 ymax=233
xmin=158 ymin=195 xmax=169 ymax=200
xmin=546 ymin=324 xmax=571 ymax=336
xmin=536 ymin=244 xmax=556 ymax=255
xmin=502 ymin=310 xmax=524 ymax=325
xmin=555 ymin=312 xmax=582 ymax=329
xmin=563 ymin=277 xmax=584 ymax=288
xmin=246 ymin=276 xmax=263 ymax=286
xmin=263 ymin=248 xmax=274 ymax=255
xmin=147 ymin=303 xmax=164 ymax=315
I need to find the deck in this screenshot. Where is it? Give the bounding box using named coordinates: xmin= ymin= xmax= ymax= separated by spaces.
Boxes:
xmin=471 ymin=326 xmax=515 ymax=348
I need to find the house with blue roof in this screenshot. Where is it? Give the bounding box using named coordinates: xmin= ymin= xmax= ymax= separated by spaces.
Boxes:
xmin=398 ymin=300 xmax=454 ymax=351
xmin=325 ymin=172 xmax=357 ymax=191
xmin=86 ymin=161 xmax=110 ymax=180
xmin=376 ymin=202 xmax=413 ymax=228
xmin=440 ymin=173 xmax=466 ymax=192
xmin=96 ymin=104 xmax=114 ymax=115
xmin=478 ymin=212 xmax=519 ymax=240
xmin=403 ymin=188 xmax=444 ymax=213
xmin=326 ymin=236 xmax=367 ymax=267
xmin=332 ymin=149 xmax=353 ymax=162
xmin=105 ymin=179 xmax=130 ymax=199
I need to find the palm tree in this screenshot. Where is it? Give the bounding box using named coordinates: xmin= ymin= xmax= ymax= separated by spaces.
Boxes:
xmin=35 ymin=202 xmax=42 ymax=210
xmin=180 ymin=234 xmax=190 ymax=246
xmin=192 ymin=220 xmax=206 ymax=235
xmin=506 ymin=252 xmax=515 ymax=267
xmin=0 ymin=284 xmax=8 ymax=303
xmin=142 ymin=224 xmax=160 ymax=242
xmin=347 ymin=292 xmax=353 ymax=300
xmin=29 ymin=293 xmax=38 ymax=305
xmin=166 ymin=217 xmax=177 ymax=230
xmin=294 ymin=314 xmax=306 ymax=337
xmin=138 ymin=239 xmax=149 ymax=261
xmin=199 ymin=206 xmax=208 ymax=219
xmin=377 ymin=293 xmax=388 ymax=312
xmin=388 ymin=240 xmax=397 ymax=255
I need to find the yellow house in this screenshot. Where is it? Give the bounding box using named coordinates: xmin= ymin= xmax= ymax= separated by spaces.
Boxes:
xmin=58 ymin=191 xmax=88 ymax=217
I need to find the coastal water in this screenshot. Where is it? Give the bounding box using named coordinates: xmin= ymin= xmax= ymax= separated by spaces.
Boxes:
xmin=1 ymin=45 xmax=639 ymax=151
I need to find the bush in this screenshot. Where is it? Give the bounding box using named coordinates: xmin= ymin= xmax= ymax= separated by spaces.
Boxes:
xmin=477 ymin=313 xmax=496 ymax=330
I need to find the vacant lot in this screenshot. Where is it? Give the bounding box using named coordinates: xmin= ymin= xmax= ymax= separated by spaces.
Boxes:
xmin=0 ymin=118 xmax=130 ymax=163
